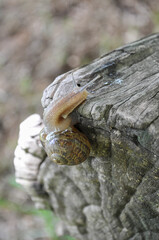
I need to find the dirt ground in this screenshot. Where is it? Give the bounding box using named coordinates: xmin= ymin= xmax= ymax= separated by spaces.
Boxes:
xmin=0 ymin=0 xmax=159 ymax=239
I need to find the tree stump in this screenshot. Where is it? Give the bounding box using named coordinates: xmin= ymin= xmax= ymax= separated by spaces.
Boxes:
xmin=14 ymin=33 xmax=159 ymax=240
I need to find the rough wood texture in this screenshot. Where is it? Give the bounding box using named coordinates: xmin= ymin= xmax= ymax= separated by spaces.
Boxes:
xmin=14 ymin=33 xmax=159 ymax=240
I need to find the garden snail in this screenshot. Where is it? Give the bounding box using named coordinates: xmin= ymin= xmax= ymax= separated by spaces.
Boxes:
xmin=40 ymin=75 xmax=92 ymax=165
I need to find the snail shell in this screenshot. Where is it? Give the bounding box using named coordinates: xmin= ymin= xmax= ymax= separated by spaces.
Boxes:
xmin=40 ymin=127 xmax=90 ymax=165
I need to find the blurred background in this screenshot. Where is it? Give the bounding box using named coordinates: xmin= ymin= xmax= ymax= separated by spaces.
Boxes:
xmin=0 ymin=0 xmax=159 ymax=239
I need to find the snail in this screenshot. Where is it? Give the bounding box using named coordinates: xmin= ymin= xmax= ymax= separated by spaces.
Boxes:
xmin=39 ymin=75 xmax=93 ymax=166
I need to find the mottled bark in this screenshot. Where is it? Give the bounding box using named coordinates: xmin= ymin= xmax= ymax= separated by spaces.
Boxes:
xmin=14 ymin=33 xmax=159 ymax=240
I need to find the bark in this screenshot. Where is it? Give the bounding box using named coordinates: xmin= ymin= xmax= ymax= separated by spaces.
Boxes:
xmin=14 ymin=33 xmax=159 ymax=240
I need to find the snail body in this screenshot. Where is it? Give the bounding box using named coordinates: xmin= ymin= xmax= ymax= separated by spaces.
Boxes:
xmin=40 ymin=85 xmax=91 ymax=165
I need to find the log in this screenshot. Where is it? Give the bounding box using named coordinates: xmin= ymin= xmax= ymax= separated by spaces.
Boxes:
xmin=14 ymin=33 xmax=159 ymax=240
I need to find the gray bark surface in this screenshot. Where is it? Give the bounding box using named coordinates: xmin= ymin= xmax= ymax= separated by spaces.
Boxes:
xmin=14 ymin=33 xmax=159 ymax=240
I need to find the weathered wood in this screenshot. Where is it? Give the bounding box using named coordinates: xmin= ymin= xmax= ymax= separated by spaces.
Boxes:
xmin=14 ymin=33 xmax=159 ymax=240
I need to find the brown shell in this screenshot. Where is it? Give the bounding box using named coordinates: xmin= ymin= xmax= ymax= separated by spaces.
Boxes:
xmin=40 ymin=128 xmax=91 ymax=165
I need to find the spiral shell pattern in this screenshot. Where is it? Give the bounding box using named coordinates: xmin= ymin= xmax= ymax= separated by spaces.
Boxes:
xmin=40 ymin=128 xmax=91 ymax=165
